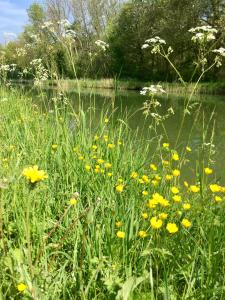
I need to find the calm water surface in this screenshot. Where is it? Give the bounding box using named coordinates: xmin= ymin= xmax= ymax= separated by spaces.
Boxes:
xmin=28 ymin=86 xmax=225 ymax=181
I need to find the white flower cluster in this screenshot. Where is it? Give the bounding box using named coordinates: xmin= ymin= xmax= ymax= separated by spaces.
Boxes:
xmin=0 ymin=64 xmax=17 ymax=72
xmin=140 ymin=85 xmax=166 ymax=95
xmin=189 ymin=26 xmax=217 ymax=43
xmin=41 ymin=21 xmax=54 ymax=30
xmin=16 ymin=48 xmax=27 ymax=57
xmin=95 ymin=40 xmax=109 ymax=51
xmin=212 ymin=47 xmax=225 ymax=57
xmin=30 ymin=59 xmax=48 ymax=86
xmin=142 ymin=36 xmax=166 ymax=50
xmin=58 ymin=19 xmax=71 ymax=28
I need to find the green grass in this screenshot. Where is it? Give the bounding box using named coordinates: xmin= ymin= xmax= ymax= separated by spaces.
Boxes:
xmin=0 ymin=87 xmax=224 ymax=299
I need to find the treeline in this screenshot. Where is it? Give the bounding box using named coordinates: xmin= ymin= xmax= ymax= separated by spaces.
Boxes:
xmin=1 ymin=0 xmax=225 ymax=82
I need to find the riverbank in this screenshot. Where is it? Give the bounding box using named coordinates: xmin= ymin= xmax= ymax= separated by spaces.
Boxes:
xmin=44 ymin=79 xmax=225 ymax=95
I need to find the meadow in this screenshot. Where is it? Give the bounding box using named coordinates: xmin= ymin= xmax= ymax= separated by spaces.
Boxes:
xmin=0 ymin=85 xmax=224 ymax=299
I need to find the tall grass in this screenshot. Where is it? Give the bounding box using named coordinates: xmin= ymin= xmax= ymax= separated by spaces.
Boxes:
xmin=0 ymin=86 xmax=224 ymax=299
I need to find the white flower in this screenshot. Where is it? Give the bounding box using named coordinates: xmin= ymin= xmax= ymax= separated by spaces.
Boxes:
xmin=95 ymin=40 xmax=109 ymax=51
xmin=189 ymin=25 xmax=217 ymax=43
xmin=212 ymin=47 xmax=225 ymax=57
xmin=140 ymin=85 xmax=166 ymax=95
xmin=141 ymin=44 xmax=149 ymax=49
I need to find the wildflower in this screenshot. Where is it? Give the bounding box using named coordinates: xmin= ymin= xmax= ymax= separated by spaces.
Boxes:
xmin=22 ymin=165 xmax=48 ymax=183
xmin=150 ymin=164 xmax=157 ymax=171
xmin=155 ymin=175 xmax=161 ymax=181
xmin=150 ymin=216 xmax=163 ymax=229
xmin=163 ymin=143 xmax=169 ymax=148
xmin=166 ymin=223 xmax=178 ymax=234
xmin=162 ymin=160 xmax=170 ymax=166
xmin=115 ymin=184 xmax=124 ymax=193
xmin=116 ymin=221 xmax=122 ymax=228
xmin=183 ymin=203 xmax=191 ymax=210
xmin=17 ymin=283 xmax=27 ymax=292
xmin=204 ymin=167 xmax=213 ymax=175
xmin=142 ymin=190 xmax=148 ymax=196
xmin=142 ymin=212 xmax=148 ymax=219
xmin=138 ymin=230 xmax=148 ymax=238
xmin=97 ymin=159 xmax=104 ymax=164
xmin=209 ymin=184 xmax=221 ymax=193
xmin=172 ymin=169 xmax=180 ymax=177
xmin=92 ymin=145 xmax=98 ymax=151
xmin=184 ymin=181 xmax=189 ymax=188
xmin=94 ymin=165 xmax=101 ymax=173
xmin=52 ymin=144 xmax=58 ymax=150
xmin=69 ymin=198 xmax=77 ymax=205
xmin=165 ymin=174 xmax=173 ymax=181
xmin=94 ymin=135 xmax=99 ymax=141
xmin=159 ymin=213 xmax=168 ymax=220
xmin=142 ymin=175 xmax=150 ymax=183
xmin=189 ymin=185 xmax=200 ymax=193
xmin=181 ymin=219 xmax=192 ymax=228
xmin=172 ymin=195 xmax=181 ymax=202
xmin=130 ymin=171 xmax=138 ymax=179
xmin=186 ymin=146 xmax=192 ymax=152
xmin=171 ymin=186 xmax=179 ymax=194
xmin=78 ymin=155 xmax=84 ymax=160
xmin=85 ymin=165 xmax=91 ymax=171
xmin=116 ymin=231 xmax=125 ymax=239
xmin=105 ymin=163 xmax=112 ymax=169
xmin=172 ymin=153 xmax=179 ymax=161
xmin=214 ymin=196 xmax=222 ymax=202
xmin=104 ymin=135 xmax=109 ymax=142
xmin=138 ymin=179 xmax=145 ymax=184
xmin=104 ymin=118 xmax=109 ymax=123
xmin=107 ymin=172 xmax=113 ymax=177
xmin=108 ymin=143 xmax=115 ymax=149
xmin=95 ymin=40 xmax=109 ymax=51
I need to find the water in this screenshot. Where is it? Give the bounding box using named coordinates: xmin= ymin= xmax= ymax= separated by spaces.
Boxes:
xmin=25 ymin=86 xmax=225 ymax=181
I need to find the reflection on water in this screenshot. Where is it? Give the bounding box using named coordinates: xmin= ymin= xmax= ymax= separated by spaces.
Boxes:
xmin=25 ymin=85 xmax=225 ymax=181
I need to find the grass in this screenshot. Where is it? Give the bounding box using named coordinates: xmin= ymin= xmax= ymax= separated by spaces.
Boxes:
xmin=0 ymin=86 xmax=225 ymax=299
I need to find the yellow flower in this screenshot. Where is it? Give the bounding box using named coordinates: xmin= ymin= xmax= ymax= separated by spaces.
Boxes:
xmin=104 ymin=118 xmax=109 ymax=123
xmin=138 ymin=230 xmax=148 ymax=238
xmin=163 ymin=143 xmax=170 ymax=148
xmin=150 ymin=217 xmax=163 ymax=229
xmin=94 ymin=165 xmax=101 ymax=173
xmin=142 ymin=212 xmax=148 ymax=219
xmin=22 ymin=165 xmax=48 ymax=183
xmin=94 ymin=135 xmax=99 ymax=141
xmin=150 ymin=164 xmax=157 ymax=171
xmin=92 ymin=145 xmax=98 ymax=151
xmin=186 ymin=146 xmax=192 ymax=152
xmin=165 ymin=174 xmax=173 ymax=181
xmin=105 ymin=163 xmax=112 ymax=169
xmin=151 ymin=180 xmax=159 ymax=186
xmin=172 ymin=195 xmax=181 ymax=202
xmin=183 ymin=203 xmax=191 ymax=210
xmin=142 ymin=175 xmax=150 ymax=183
xmin=107 ymin=172 xmax=113 ymax=177
xmin=171 ymin=186 xmax=179 ymax=194
xmin=115 ymin=184 xmax=124 ymax=193
xmin=52 ymin=144 xmax=58 ymax=150
xmin=166 ymin=223 xmax=178 ymax=234
xmin=184 ymin=181 xmax=189 ymax=188
xmin=155 ymin=175 xmax=161 ymax=181
xmin=97 ymin=159 xmax=104 ymax=164
xmin=209 ymin=184 xmax=221 ymax=193
xmin=85 ymin=165 xmax=91 ymax=171
xmin=181 ymin=218 xmax=192 ymax=228
xmin=69 ymin=198 xmax=77 ymax=205
xmin=172 ymin=169 xmax=180 ymax=177
xmin=142 ymin=190 xmax=148 ymax=196
xmin=214 ymin=196 xmax=223 ymax=202
xmin=78 ymin=155 xmax=84 ymax=160
xmin=138 ymin=179 xmax=145 ymax=184
xmin=159 ymin=213 xmax=168 ymax=220
xmin=108 ymin=143 xmax=115 ymax=149
xmin=172 ymin=153 xmax=179 ymax=161
xmin=189 ymin=185 xmax=200 ymax=193
xmin=17 ymin=283 xmax=27 ymax=292
xmin=162 ymin=160 xmax=170 ymax=166
xmin=116 ymin=231 xmax=125 ymax=239
xmin=104 ymin=135 xmax=109 ymax=142
xmin=204 ymin=167 xmax=213 ymax=175
xmin=130 ymin=171 xmax=138 ymax=179
xmin=116 ymin=221 xmax=122 ymax=228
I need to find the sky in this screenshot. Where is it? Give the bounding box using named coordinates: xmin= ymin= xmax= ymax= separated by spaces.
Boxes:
xmin=0 ymin=0 xmax=37 ymax=44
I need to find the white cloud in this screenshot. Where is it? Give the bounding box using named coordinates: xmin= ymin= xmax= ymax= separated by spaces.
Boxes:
xmin=0 ymin=0 xmax=28 ymax=44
